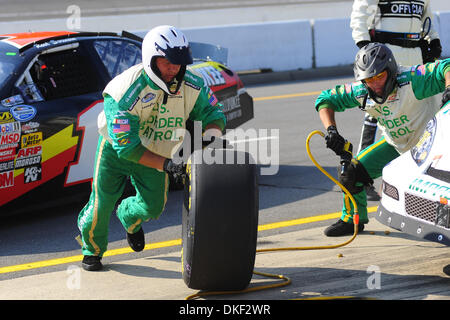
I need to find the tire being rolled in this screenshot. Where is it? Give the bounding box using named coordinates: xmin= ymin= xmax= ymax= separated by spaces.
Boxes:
xmin=182 ymin=148 xmax=259 ymax=291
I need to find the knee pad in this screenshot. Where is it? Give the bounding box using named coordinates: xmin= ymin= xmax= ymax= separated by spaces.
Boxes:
xmin=338 ymin=159 xmax=373 ymax=194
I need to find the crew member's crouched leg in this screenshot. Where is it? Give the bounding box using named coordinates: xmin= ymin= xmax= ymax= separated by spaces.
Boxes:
xmin=324 ymin=159 xmax=371 ymax=237
xmin=116 ymin=164 xmax=169 ymax=251
xmin=78 ymin=137 xmax=128 ymax=270
xmin=324 ymin=138 xmax=400 ymax=237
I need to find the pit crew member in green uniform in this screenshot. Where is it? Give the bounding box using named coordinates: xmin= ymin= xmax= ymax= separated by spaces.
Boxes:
xmin=350 ymin=0 xmax=442 ymax=201
xmin=315 ymin=42 xmax=450 ymax=237
xmin=78 ymin=25 xmax=226 ymax=271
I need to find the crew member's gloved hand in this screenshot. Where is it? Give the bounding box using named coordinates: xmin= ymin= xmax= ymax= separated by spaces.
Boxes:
xmin=442 ymin=86 xmax=450 ymax=108
xmin=163 ymin=159 xmax=185 ymax=182
xmin=325 ymin=125 xmax=346 ymax=156
xmin=356 ymin=40 xmax=370 ymax=49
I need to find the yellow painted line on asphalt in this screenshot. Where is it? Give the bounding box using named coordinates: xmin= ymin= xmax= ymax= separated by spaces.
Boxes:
xmin=258 ymin=206 xmax=378 ymax=231
xmin=254 ymin=91 xmax=321 ymax=101
xmin=258 ymin=212 xmax=341 ymax=231
xmin=0 ymin=206 xmax=377 ymax=274
xmin=0 ymin=239 xmax=182 ymax=275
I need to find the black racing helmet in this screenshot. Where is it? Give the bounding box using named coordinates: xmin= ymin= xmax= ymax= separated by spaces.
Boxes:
xmin=354 ymin=42 xmax=398 ymax=104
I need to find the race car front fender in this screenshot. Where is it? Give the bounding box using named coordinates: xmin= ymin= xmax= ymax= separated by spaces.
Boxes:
xmin=376 ymin=203 xmax=450 ymax=246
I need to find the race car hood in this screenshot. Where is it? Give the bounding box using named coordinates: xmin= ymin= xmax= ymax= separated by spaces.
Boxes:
xmin=382 ymin=100 xmax=450 ymax=207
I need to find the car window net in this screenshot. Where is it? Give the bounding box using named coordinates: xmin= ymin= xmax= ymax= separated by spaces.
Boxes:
xmin=30 ymin=48 xmax=103 ymax=100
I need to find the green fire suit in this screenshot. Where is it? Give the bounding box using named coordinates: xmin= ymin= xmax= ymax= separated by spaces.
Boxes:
xmin=78 ymin=64 xmax=226 ymax=257
xmin=315 ymin=59 xmax=450 ymax=224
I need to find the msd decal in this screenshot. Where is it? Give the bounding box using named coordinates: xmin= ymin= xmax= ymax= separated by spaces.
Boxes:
xmin=0 ymin=132 xmax=20 ymax=145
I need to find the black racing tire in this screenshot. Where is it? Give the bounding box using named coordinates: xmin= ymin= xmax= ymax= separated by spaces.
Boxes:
xmin=182 ymin=148 xmax=259 ymax=291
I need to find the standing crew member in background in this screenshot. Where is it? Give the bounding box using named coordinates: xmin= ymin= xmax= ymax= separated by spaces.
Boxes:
xmin=350 ymin=0 xmax=442 ymax=200
xmin=77 ymin=25 xmax=226 ymax=271
xmin=315 ymin=42 xmax=450 ymax=237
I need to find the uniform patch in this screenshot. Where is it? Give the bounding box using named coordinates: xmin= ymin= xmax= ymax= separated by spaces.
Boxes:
xmin=207 ymin=88 xmax=219 ymax=106
xmin=185 ymin=81 xmax=201 ymax=91
xmin=113 ymin=119 xmax=129 ymax=124
xmin=415 ymin=65 xmax=426 ymax=76
xmin=142 ymin=92 xmax=156 ymax=103
xmin=113 ymin=124 xmax=130 ymax=133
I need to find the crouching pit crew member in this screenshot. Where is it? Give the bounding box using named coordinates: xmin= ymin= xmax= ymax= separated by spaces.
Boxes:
xmin=77 ymin=25 xmax=226 ymax=271
xmin=350 ymin=0 xmax=442 ymax=200
xmin=314 ymin=42 xmax=450 ymax=237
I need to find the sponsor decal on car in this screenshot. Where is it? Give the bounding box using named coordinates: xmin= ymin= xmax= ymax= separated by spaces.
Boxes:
xmin=0 ymin=149 xmax=16 ymax=162
xmin=0 ymin=111 xmax=13 ymax=124
xmin=0 ymin=132 xmax=20 ymax=149
xmin=194 ymin=65 xmax=226 ymax=86
xmin=0 ymin=170 xmax=14 ymax=189
xmin=0 ymin=124 xmax=79 ymax=205
xmin=409 ymin=177 xmax=450 ymax=198
xmin=21 ymin=132 xmax=42 ymax=148
xmin=24 ymin=165 xmax=42 ymax=184
xmin=0 ymin=121 xmax=20 ymax=134
xmin=1 ymin=95 xmax=24 ymax=107
xmin=0 ymin=160 xmax=14 ymax=172
xmin=15 ymin=145 xmax=43 ymax=170
xmin=21 ymin=121 xmax=40 ymax=133
xmin=10 ymin=105 xmax=37 ymax=122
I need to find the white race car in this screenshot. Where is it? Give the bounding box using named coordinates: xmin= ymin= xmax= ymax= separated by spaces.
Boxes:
xmin=376 ymin=100 xmax=450 ymax=246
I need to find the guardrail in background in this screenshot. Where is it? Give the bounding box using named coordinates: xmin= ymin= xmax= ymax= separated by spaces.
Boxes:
xmin=135 ymin=11 xmax=449 ymax=73
xmin=135 ymin=21 xmax=313 ymax=72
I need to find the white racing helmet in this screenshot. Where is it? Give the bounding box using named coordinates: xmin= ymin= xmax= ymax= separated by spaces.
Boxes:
xmin=142 ymin=25 xmax=193 ymax=95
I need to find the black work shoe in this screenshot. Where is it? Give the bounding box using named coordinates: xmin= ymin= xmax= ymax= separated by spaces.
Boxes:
xmin=324 ymin=219 xmax=364 ymax=237
xmin=365 ymin=185 xmax=381 ymax=201
xmin=82 ymin=255 xmax=103 ymax=271
xmin=127 ymin=227 xmax=145 ymax=252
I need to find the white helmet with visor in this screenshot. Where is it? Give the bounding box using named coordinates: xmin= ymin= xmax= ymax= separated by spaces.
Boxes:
xmin=142 ymin=25 xmax=193 ymax=95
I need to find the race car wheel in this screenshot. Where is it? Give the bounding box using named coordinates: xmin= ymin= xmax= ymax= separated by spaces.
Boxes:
xmin=182 ymin=148 xmax=259 ymax=291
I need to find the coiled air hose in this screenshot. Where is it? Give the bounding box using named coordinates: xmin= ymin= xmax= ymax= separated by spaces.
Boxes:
xmin=185 ymin=130 xmax=360 ymax=300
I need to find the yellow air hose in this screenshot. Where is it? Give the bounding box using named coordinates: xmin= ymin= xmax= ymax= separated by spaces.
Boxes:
xmin=185 ymin=130 xmax=360 ymax=300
